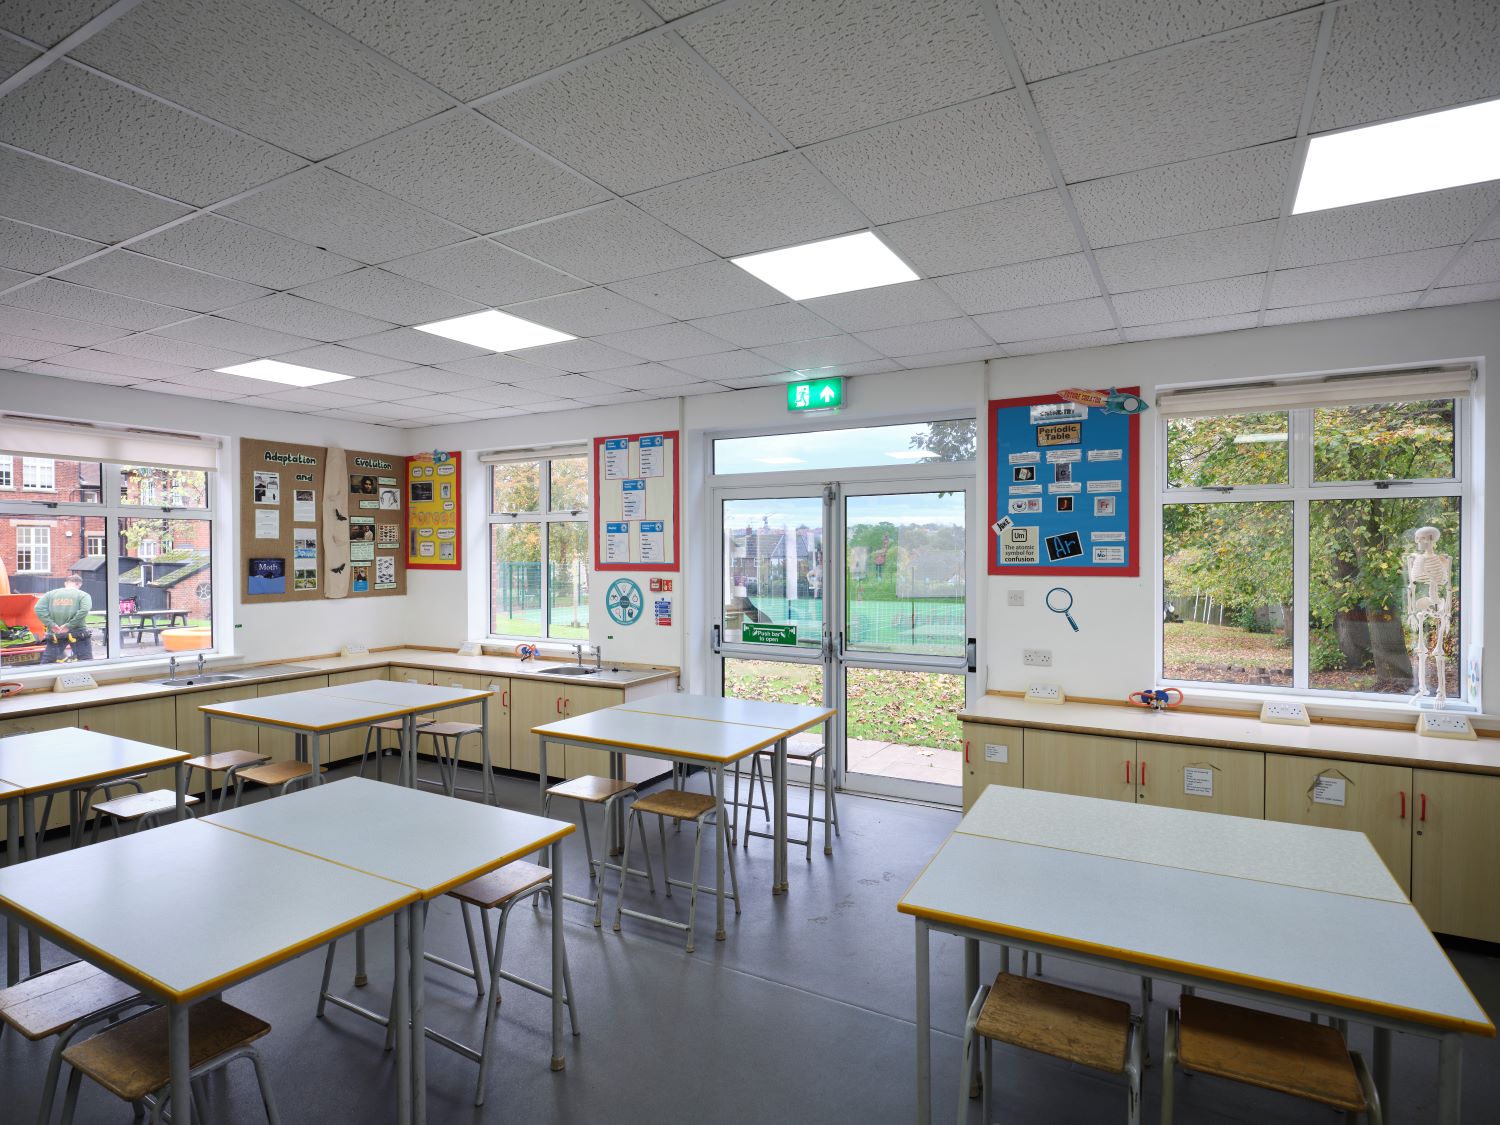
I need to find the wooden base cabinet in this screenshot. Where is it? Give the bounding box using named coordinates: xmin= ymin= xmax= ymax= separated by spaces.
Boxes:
xmin=326 ymin=668 xmax=389 ymax=765
xmin=389 ymin=666 xmax=434 ymax=686
xmin=560 ymin=684 xmax=628 ymax=780
xmin=80 ymin=699 xmax=179 ymax=834
xmin=961 ymin=723 xmax=1022 ymax=810
xmin=1135 ymin=742 xmax=1264 ymax=820
xmin=1022 ymin=730 xmax=1135 ymax=803
xmin=253 ymin=676 xmax=329 ymax=763
xmin=1265 ymin=756 xmax=1412 ymax=893
xmin=1412 ymin=769 xmax=1500 ymax=944
xmin=509 ymin=680 xmax=571 ymax=779
xmin=0 ymin=710 xmax=79 ymax=836
xmin=429 ymin=672 xmax=510 ymax=770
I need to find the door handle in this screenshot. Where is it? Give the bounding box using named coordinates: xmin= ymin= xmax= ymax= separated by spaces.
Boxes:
xmin=1139 ymin=761 xmax=1147 ymax=786
xmin=963 ymin=740 xmax=969 ymax=764
xmin=501 ymin=690 xmax=508 ymax=709
xmin=1400 ymin=791 xmax=1406 ymax=819
xmin=556 ymin=696 xmax=563 ymax=715
xmin=711 ymin=623 xmax=721 ymax=654
xmin=1124 ymin=760 xmax=1132 ymax=784
xmin=564 ymin=697 xmax=571 ymax=714
xmin=965 ymin=637 xmax=976 ymax=674
xmin=1420 ymin=793 xmax=1427 ymax=822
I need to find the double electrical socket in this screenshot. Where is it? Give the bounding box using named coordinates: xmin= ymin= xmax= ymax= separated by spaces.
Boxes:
xmin=1025 ymin=683 xmax=1065 ymax=704
xmin=53 ymin=672 xmax=99 ymax=693
xmin=1022 ymin=649 xmax=1052 ymax=667
xmin=1417 ymin=712 xmax=1476 ymax=740
xmin=1259 ymin=700 xmax=1310 ymax=726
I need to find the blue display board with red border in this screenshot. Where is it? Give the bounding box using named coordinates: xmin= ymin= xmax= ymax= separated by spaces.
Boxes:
xmin=987 ymin=391 xmax=1140 ymax=576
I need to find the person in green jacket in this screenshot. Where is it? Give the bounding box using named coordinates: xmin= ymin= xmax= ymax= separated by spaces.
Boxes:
xmin=36 ymin=574 xmax=94 ymax=662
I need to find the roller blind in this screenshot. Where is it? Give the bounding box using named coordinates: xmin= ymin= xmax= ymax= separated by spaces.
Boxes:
xmin=1157 ymin=366 xmax=1475 ymax=418
xmin=478 ymin=444 xmax=587 ymax=465
xmin=0 ymin=415 xmax=221 ymax=471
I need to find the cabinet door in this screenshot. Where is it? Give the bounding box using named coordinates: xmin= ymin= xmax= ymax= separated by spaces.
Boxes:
xmin=255 ymin=676 xmax=329 ymax=762
xmin=176 ymin=685 xmax=258 ymax=758
xmin=1412 ymin=770 xmax=1500 ymax=943
xmin=962 ymin=723 xmax=1023 ymax=811
xmin=1136 ymin=741 xmax=1265 ymax=820
xmin=0 ymin=710 xmax=78 ymax=836
xmin=81 ymin=699 xmax=179 ymax=828
xmin=509 ymin=680 xmax=566 ymax=778
xmin=562 ymin=684 xmax=623 ymax=780
xmin=1022 ymin=729 xmax=1135 ymax=803
xmin=1265 ymin=756 xmax=1412 ymax=893
xmin=327 ymin=668 xmax=389 ymax=764
xmin=431 ymin=672 xmax=510 ymax=770
xmin=389 ymin=666 xmax=434 ymax=686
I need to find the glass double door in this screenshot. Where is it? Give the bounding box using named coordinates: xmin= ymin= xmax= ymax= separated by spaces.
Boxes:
xmin=714 ymin=480 xmax=972 ymax=802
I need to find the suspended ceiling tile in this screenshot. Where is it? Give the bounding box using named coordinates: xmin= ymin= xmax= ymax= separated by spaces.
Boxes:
xmin=753 ymin=334 xmax=881 ymax=369
xmin=298 ymin=0 xmax=654 ymax=101
xmin=19 ymin=361 xmax=144 ymax=386
xmin=55 ymin=250 xmax=270 ymax=313
xmin=327 ymin=113 xmax=609 ymax=233
xmin=1262 ymin=292 xmax=1422 ymax=325
xmin=219 ymin=168 xmax=468 ymax=264
xmin=503 ymin=286 xmax=672 ymax=336
xmin=323 ymin=373 xmax=430 ymax=401
xmin=998 ymin=0 xmax=1310 ymax=83
xmin=496 ymin=201 xmax=715 ymax=284
xmin=438 ymin=353 xmax=564 ymax=381
xmin=935 ymin=254 xmax=1099 ymax=315
xmin=0 ymin=66 xmax=305 ymax=206
xmin=218 ymin=293 xmax=395 ymax=342
xmin=0 ymin=304 xmax=128 ymax=346
xmin=805 ymin=92 xmax=1051 ymax=224
xmin=811 ymin=358 xmax=905 ymax=377
xmin=606 ymin=260 xmax=783 ymax=321
xmin=1422 ymin=280 xmax=1500 ymax=307
xmin=803 ymin=279 xmax=964 ymax=332
xmin=505 ymin=373 xmax=620 ymax=399
xmin=272 ymin=343 xmax=412 ymax=377
xmin=340 ymin=327 xmax=487 ymax=364
xmin=628 ymin=152 xmax=864 ymax=257
xmin=1094 ymin=221 xmax=1277 ymax=293
xmin=253 ymin=386 xmax=368 ymax=409
xmin=399 ymin=392 xmax=496 ymax=414
xmin=154 ymin=369 xmax=279 ymax=396
xmin=367 ymin=366 xmax=491 ymax=394
xmin=1311 ymin=0 xmax=1500 ymax=132
xmin=689 ymin=303 xmax=838 ymax=348
xmin=97 ymin=333 xmax=253 ymax=370
xmin=73 ymin=0 xmax=450 ymax=160
xmin=42 ymin=348 xmax=197 ymax=380
xmin=0 ymin=39 xmax=37 ymax=83
xmin=382 ymin=240 xmax=582 ymax=307
xmin=682 ymin=0 xmax=1009 ymax=146
xmin=573 ymin=389 xmax=651 ymax=405
xmin=855 ymin=317 xmax=991 ymax=358
xmin=880 ymin=191 xmax=1080 ymax=277
xmin=1280 ymin=183 xmax=1500 ymax=269
xmin=1123 ymin=312 xmax=1260 ymax=341
xmin=1442 ymin=240 xmax=1500 ymax=287
xmin=592 ymin=321 xmax=731 ymax=361
xmin=154 ymin=315 xmax=322 ymax=358
xmin=0 ymin=267 xmax=33 ymax=289
xmin=505 ymin=337 xmax=641 ymax=373
xmin=294 ymin=394 xmax=433 ymax=417
xmin=587 ymin=362 xmax=696 ymax=390
xmin=140 ymin=380 xmax=253 ymax=400
xmin=288 ymin=267 xmax=481 ymax=325
xmin=652 ymin=381 xmax=728 ymax=397
xmin=1002 ymin=329 xmax=1122 ymax=356
xmin=1070 ymin=143 xmax=1293 ymax=247
xmin=1268 ymin=247 xmax=1460 ymax=306
xmin=129 ymin=214 xmax=359 ymax=290
xmin=0 ymin=331 xmax=77 ymax=362
xmin=0 ymin=1 xmax=115 ymax=46
xmin=1 ymin=277 xmax=186 ymax=329
xmin=974 ymin=297 xmax=1116 ymax=342
xmin=895 ymin=346 xmax=1001 ymax=369
xmin=665 ymin=350 xmax=787 ymax=380
xmin=0 ymin=149 xmax=190 ymax=243
xmin=0 ymin=218 xmax=103 ymax=274
xmin=1111 ymin=273 xmax=1264 ymax=327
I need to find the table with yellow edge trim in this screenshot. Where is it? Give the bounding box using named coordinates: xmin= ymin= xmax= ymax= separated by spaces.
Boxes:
xmin=900 ymin=785 xmax=1494 ymax=1124
xmin=533 ymin=696 xmax=834 ymax=939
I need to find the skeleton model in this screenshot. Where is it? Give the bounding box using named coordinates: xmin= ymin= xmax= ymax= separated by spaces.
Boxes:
xmin=1405 ymin=525 xmax=1452 ymax=704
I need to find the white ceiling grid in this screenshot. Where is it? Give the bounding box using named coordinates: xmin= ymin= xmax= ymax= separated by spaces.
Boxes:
xmin=0 ymin=0 xmax=1493 ymax=428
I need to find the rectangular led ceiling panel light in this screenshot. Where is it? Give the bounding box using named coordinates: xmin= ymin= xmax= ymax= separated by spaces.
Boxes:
xmin=414 ymin=309 xmax=574 ymax=352
xmin=216 ymin=359 xmax=352 ymax=387
xmin=1293 ymin=98 xmax=1500 ymax=214
xmin=731 ymin=231 xmax=919 ymax=300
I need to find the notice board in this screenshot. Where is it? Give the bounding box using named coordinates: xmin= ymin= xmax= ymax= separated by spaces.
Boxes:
xmin=593 ymin=430 xmax=679 ymax=572
xmin=344 ymin=448 xmax=407 ymax=597
xmin=405 ymin=451 xmax=462 ymax=570
xmin=987 ymin=393 xmax=1140 ymax=576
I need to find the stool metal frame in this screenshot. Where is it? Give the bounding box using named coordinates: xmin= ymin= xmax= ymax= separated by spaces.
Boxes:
xmin=732 ymin=740 xmax=840 ymax=859
xmin=86 ymin=790 xmax=200 ymax=843
xmin=184 ymin=750 xmax=270 ymax=814
xmin=543 ymin=775 xmax=653 ymax=927
xmin=358 ymin=718 xmax=430 ymax=784
xmin=415 ymin=722 xmax=493 ymax=804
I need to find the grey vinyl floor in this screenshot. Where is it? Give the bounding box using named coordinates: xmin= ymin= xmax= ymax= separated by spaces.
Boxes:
xmin=3 ymin=760 xmax=1497 ymax=1124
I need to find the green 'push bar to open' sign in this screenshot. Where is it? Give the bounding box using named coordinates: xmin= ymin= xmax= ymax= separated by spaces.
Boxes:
xmin=742 ymin=622 xmax=797 ymax=646
xmin=786 ymin=377 xmax=843 ymax=412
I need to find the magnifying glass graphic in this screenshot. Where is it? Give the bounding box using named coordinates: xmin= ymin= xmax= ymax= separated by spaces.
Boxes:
xmin=1046 ymin=587 xmax=1079 ymax=632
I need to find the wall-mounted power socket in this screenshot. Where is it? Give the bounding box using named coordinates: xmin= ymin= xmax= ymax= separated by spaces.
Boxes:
xmin=1417 ymin=712 xmax=1476 ymax=740
xmin=1022 ymin=649 xmax=1052 ymax=667
xmin=1006 ymin=590 xmax=1024 ymax=607
xmin=53 ymin=672 xmax=99 ymax=693
xmin=1260 ymin=700 xmax=1310 ymax=726
xmin=340 ymin=643 xmax=370 ymax=657
xmin=1025 ymin=683 xmax=1065 ymax=705
xmin=456 ymin=641 xmax=482 ymax=656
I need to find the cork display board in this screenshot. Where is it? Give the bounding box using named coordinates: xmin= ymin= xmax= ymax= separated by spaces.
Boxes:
xmin=344 ymin=448 xmax=407 ymax=597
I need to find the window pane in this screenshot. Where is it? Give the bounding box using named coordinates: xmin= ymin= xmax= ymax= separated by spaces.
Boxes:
xmin=119 ymin=466 xmax=209 ymax=508
xmin=0 ymin=456 xmax=101 ymax=503
xmin=1313 ymin=399 xmax=1455 ymax=482
xmin=721 ymin=497 xmax=823 ymax=648
xmin=846 ymin=491 xmax=965 ymax=657
xmin=1 ymin=515 xmax=108 ymax=668
xmin=1309 ymin=497 xmax=1460 ymax=697
xmin=491 ymin=462 xmax=540 ymax=514
xmin=713 ymin=418 xmax=975 ymax=474
xmin=1162 ymin=501 xmax=1292 ymax=686
xmin=1166 ymin=412 xmax=1288 ymax=488
xmin=723 ymin=657 xmax=826 ymax=753
xmin=549 ymin=457 xmax=588 ymax=513
xmin=118 ymin=517 xmax=212 ymax=657
xmin=490 ymin=524 xmax=541 ymax=637
xmin=547 ymin=522 xmax=589 ymax=640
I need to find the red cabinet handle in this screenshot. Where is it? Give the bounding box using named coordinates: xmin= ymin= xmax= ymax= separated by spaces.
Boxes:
xmin=963 ymin=740 xmax=970 ymax=764
xmin=555 ymin=696 xmax=563 ymax=715
xmin=564 ymin=696 xmax=571 ymax=713
xmin=1420 ymin=793 xmax=1427 ymax=822
xmin=1140 ymin=762 xmax=1147 ymax=786
xmin=501 ymin=690 xmax=508 ymax=709
xmin=1400 ymin=791 xmax=1406 ymax=819
xmin=1125 ymin=760 xmax=1132 ymax=784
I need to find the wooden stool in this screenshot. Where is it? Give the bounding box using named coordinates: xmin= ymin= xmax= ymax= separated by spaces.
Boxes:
xmin=0 ymin=960 xmax=148 ymax=1125
xmin=615 ymin=787 xmax=739 ymax=952
xmin=59 ymin=997 xmax=280 ymax=1125
xmin=1162 ymin=994 xmax=1382 ymax=1123
xmin=87 ymin=791 xmax=199 ymax=843
xmin=733 ymin=736 xmax=841 ymax=859
xmin=959 ymin=972 xmax=1142 ymax=1125
xmin=359 ymin=717 xmax=430 ymax=784
xmin=231 ymin=761 xmax=325 ymax=805
xmin=185 ymin=749 xmax=270 ymax=813
xmin=40 ymin=775 xmax=146 ymax=848
xmin=545 ymin=775 xmax=651 ymax=927
xmin=415 ymin=721 xmax=491 ymax=803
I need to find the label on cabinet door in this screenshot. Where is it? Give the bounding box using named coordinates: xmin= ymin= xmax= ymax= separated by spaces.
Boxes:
xmin=1183 ymin=766 xmax=1214 ymax=797
xmin=984 ymin=743 xmax=1009 ymax=764
xmin=1312 ymin=776 xmax=1347 ymax=806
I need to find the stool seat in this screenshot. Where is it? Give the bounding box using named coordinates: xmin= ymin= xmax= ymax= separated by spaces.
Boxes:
xmin=237 ymin=760 xmax=323 ymax=788
xmin=448 ymin=861 xmax=552 ymax=910
xmin=62 ymin=998 xmax=270 ymax=1103
xmin=418 ymin=721 xmax=482 ymax=737
xmin=1177 ymin=995 xmax=1367 ymax=1111
xmin=976 ymin=973 xmax=1133 ymax=1074
xmin=546 ymin=775 xmax=636 ymax=804
xmin=91 ymin=791 xmax=199 ymax=822
xmin=184 ymin=750 xmax=268 ymax=772
xmin=371 ymin=717 xmax=432 ymax=732
xmin=632 ymin=789 xmax=716 ymax=820
xmin=0 ymin=962 xmax=138 ymax=1041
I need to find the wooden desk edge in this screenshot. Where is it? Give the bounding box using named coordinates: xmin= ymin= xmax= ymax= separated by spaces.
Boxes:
xmin=529 ymin=723 xmax=782 ymax=759
xmin=197 ymin=702 xmax=417 ymax=731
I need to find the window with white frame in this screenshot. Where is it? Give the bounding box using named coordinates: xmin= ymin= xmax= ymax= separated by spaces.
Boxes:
xmin=0 ymin=460 xmax=12 ymax=489
xmin=85 ymin=534 xmax=105 ymax=557
xmin=486 ymin=451 xmax=589 ymax=641
xmin=21 ymin=457 xmax=54 ymax=491
xmin=1158 ymin=368 xmax=1473 ymax=703
xmin=14 ymin=525 xmax=50 ymax=572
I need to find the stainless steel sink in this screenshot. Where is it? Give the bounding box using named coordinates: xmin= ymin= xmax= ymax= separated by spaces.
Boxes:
xmin=537 ymin=666 xmax=599 ymax=677
xmin=154 ymin=673 xmax=243 ymax=687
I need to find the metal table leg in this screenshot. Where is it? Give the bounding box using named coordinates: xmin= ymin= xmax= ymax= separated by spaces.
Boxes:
xmin=965 ymin=936 xmax=981 ymax=1097
xmin=311 ymin=732 xmax=322 ymax=786
xmin=1373 ymin=1026 xmax=1391 ymax=1113
xmin=480 ymin=696 xmax=492 ymax=805
xmin=537 ymin=735 xmax=548 ymax=809
xmin=1438 ymin=1033 xmax=1462 ymax=1124
xmin=551 ymin=837 xmax=566 ymax=1072
xmin=772 ymin=737 xmax=789 ymax=895
xmin=915 ymin=919 xmax=931 ymax=1125
xmin=23 ymin=796 xmax=39 ymax=972
xmin=169 ymin=1002 xmax=192 ymax=1125
xmin=714 ymin=762 xmax=728 ymax=941
xmin=175 ymin=762 xmax=187 ymax=820
xmin=410 ymin=901 xmax=427 ymax=1125
xmin=394 ymin=907 xmax=411 ymax=1125
xmin=609 ymin=749 xmax=625 ymax=856
xmin=6 ymin=793 xmax=19 ymax=985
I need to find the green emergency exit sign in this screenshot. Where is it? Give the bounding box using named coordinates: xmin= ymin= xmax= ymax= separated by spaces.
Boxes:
xmin=787 ymin=377 xmax=843 ymax=412
xmin=742 ymin=622 xmax=797 ymax=646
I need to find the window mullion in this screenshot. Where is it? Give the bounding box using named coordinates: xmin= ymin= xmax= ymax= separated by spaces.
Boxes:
xmin=1289 ymin=408 xmax=1311 ymax=690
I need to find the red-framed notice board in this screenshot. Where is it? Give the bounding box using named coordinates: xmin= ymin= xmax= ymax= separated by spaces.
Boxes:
xmin=593 ymin=430 xmax=680 ymax=572
xmin=405 ymin=451 xmax=462 ymax=570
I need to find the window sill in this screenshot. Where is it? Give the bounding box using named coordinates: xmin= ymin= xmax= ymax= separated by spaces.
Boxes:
xmin=1159 ymin=683 xmax=1485 ymax=723
xmin=1 ymin=650 xmax=234 ymax=689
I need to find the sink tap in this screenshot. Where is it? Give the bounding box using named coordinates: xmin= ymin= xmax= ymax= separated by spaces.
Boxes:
xmin=196 ymin=652 xmax=205 ymax=677
xmin=168 ymin=655 xmax=178 ymax=679
xmin=572 ymin=642 xmax=584 ymax=667
xmin=591 ymin=644 xmax=602 ymax=670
